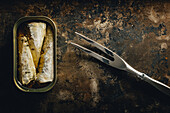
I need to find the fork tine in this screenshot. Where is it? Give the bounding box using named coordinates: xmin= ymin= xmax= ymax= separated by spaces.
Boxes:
xmin=70 ymin=42 xmax=114 ymax=66
xmin=75 ymin=32 xmax=115 ymax=58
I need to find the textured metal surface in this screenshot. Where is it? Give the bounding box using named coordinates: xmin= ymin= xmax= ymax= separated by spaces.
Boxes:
xmin=0 ymin=0 xmax=170 ymax=113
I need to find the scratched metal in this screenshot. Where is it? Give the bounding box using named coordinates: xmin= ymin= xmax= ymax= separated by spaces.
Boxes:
xmin=0 ymin=0 xmax=170 ymax=113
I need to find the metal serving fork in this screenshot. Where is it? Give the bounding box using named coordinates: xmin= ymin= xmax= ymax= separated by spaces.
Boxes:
xmin=70 ymin=32 xmax=170 ymax=96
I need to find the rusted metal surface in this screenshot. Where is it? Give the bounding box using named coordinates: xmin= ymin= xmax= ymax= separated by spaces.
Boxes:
xmin=0 ymin=0 xmax=170 ymax=113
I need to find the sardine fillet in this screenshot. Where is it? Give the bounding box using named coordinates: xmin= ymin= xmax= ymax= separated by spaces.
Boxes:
xmin=37 ymin=26 xmax=54 ymax=83
xmin=18 ymin=36 xmax=36 ymax=85
xmin=28 ymin=22 xmax=46 ymax=68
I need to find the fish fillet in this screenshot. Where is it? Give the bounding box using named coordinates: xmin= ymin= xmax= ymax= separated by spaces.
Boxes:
xmin=27 ymin=22 xmax=46 ymax=68
xmin=37 ymin=25 xmax=54 ymax=83
xmin=18 ymin=35 xmax=36 ymax=85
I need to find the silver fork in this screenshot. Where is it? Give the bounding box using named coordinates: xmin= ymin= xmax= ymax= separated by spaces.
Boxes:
xmin=70 ymin=32 xmax=170 ymax=96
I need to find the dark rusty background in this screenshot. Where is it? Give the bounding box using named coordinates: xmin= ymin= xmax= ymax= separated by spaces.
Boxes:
xmin=0 ymin=0 xmax=170 ymax=113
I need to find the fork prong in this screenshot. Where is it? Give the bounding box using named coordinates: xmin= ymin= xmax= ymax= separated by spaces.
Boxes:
xmin=70 ymin=42 xmax=114 ymax=67
xmin=75 ymin=32 xmax=115 ymax=58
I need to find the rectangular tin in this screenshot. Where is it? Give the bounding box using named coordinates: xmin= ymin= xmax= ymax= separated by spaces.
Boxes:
xmin=13 ymin=16 xmax=57 ymax=92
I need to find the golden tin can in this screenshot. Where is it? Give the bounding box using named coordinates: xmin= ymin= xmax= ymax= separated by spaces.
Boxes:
xmin=13 ymin=16 xmax=57 ymax=92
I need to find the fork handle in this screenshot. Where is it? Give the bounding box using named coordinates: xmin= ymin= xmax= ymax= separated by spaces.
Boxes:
xmin=142 ymin=73 xmax=170 ymax=96
xmin=126 ymin=64 xmax=170 ymax=96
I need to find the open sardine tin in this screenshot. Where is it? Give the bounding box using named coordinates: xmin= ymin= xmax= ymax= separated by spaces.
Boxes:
xmin=13 ymin=16 xmax=57 ymax=92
